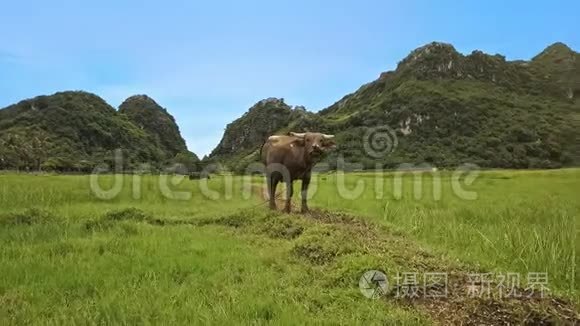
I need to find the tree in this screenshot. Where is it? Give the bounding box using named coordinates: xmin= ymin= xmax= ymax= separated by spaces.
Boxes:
xmin=173 ymin=151 xmax=199 ymax=173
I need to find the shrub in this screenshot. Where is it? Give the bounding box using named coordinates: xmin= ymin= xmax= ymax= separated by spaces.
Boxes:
xmin=102 ymin=208 xmax=150 ymax=222
xmin=0 ymin=208 xmax=59 ymax=226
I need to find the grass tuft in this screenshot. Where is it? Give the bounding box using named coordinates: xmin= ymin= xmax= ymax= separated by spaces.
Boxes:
xmin=0 ymin=208 xmax=59 ymax=226
xmin=258 ymin=214 xmax=305 ymax=239
xmin=102 ymin=208 xmax=150 ymax=222
xmin=292 ymin=225 xmax=356 ymax=264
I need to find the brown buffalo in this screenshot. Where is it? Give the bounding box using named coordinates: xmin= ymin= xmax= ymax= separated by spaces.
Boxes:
xmin=261 ymin=132 xmax=335 ymax=213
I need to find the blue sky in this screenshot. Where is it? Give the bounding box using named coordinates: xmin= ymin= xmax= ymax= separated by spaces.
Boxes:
xmin=1 ymin=1 xmax=578 ymax=156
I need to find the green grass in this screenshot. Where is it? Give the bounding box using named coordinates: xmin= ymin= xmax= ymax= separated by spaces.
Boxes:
xmin=0 ymin=174 xmax=254 ymax=218
xmin=0 ymin=170 xmax=578 ymax=324
xmin=0 ymin=174 xmax=428 ymax=324
xmin=310 ymin=168 xmax=579 ymax=300
xmin=0 ymin=219 xmax=429 ymax=324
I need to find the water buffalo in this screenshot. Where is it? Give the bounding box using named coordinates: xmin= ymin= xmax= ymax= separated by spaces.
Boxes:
xmin=261 ymin=132 xmax=335 ymax=213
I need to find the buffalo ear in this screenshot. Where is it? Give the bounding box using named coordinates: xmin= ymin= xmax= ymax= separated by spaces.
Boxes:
xmin=291 ymin=138 xmax=305 ymax=147
xmin=322 ymin=138 xmax=337 ymax=149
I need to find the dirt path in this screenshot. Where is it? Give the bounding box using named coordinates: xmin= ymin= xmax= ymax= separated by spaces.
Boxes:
xmin=250 ymin=184 xmax=580 ymax=325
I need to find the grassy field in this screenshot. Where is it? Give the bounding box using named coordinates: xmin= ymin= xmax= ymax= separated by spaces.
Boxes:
xmin=0 ymin=170 xmax=578 ymax=324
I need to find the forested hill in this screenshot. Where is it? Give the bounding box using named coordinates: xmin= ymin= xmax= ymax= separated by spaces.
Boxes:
xmin=119 ymin=95 xmax=189 ymax=157
xmin=208 ymin=42 xmax=580 ymax=171
xmin=209 ymin=98 xmax=320 ymax=157
xmin=0 ymin=91 xmax=198 ymax=172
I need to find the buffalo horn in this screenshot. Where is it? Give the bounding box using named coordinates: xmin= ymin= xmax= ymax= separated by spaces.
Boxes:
xmin=290 ymin=132 xmax=306 ymax=138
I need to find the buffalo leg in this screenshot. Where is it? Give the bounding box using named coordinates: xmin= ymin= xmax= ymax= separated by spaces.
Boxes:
xmin=267 ymin=173 xmax=280 ymax=210
xmin=301 ymin=174 xmax=311 ymax=213
xmin=284 ymin=180 xmax=293 ymax=213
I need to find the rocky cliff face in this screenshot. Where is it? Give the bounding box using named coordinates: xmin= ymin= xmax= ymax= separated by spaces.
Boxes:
xmin=384 ymin=42 xmax=536 ymax=93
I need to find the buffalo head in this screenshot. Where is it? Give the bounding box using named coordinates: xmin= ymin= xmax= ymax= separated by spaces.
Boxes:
xmin=289 ymin=132 xmax=336 ymax=157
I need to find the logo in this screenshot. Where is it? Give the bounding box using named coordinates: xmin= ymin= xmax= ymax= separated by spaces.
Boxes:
xmin=363 ymin=126 xmax=398 ymax=159
xmin=359 ymin=270 xmax=388 ymax=299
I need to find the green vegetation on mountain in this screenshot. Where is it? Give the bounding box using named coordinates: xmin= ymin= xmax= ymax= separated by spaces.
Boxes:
xmin=529 ymin=42 xmax=580 ymax=99
xmin=0 ymin=91 xmax=197 ymax=172
xmin=207 ymin=98 xmax=322 ymax=172
xmin=210 ymin=98 xmax=293 ymax=157
xmin=119 ymin=95 xmax=190 ymax=158
xmin=209 ymin=42 xmax=580 ymax=170
xmin=1 ymin=42 xmax=578 ymax=173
